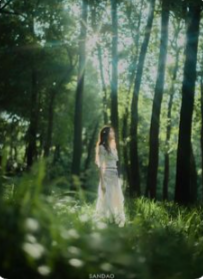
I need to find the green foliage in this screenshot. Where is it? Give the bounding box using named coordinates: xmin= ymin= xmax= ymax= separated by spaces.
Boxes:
xmin=1 ymin=167 xmax=203 ymax=279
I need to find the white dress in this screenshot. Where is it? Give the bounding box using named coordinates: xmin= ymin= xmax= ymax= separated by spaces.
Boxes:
xmin=95 ymin=144 xmax=126 ymax=227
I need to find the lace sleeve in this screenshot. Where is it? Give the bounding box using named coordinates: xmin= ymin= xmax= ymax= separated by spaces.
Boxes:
xmin=98 ymin=145 xmax=106 ymax=168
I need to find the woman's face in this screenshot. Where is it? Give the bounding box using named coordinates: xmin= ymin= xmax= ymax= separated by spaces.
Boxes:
xmin=108 ymin=128 xmax=115 ymax=140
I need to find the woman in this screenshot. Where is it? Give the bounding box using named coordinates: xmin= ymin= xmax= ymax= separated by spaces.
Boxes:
xmin=94 ymin=125 xmax=126 ymax=227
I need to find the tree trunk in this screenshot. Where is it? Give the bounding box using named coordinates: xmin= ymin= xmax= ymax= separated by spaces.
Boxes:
xmin=27 ymin=69 xmax=38 ymax=168
xmin=175 ymin=3 xmax=201 ymax=205
xmin=163 ymin=45 xmax=180 ymax=200
xmin=81 ymin=120 xmax=100 ymax=189
xmin=110 ymin=0 xmax=119 ymax=153
xmin=53 ymin=144 xmax=61 ymax=164
xmin=190 ymin=143 xmax=197 ymax=203
xmin=130 ymin=0 xmax=156 ymax=197
xmin=90 ymin=2 xmax=108 ymax=124
xmin=122 ymin=0 xmax=144 ymax=195
xmin=146 ymin=0 xmax=169 ymax=200
xmin=122 ymin=111 xmax=131 ymax=194
xmin=97 ymin=45 xmax=108 ymax=124
xmin=44 ymin=62 xmax=74 ymax=158
xmin=200 ymin=56 xmax=203 ymax=199
xmin=84 ymin=120 xmax=100 ymax=171
xmin=162 ymin=94 xmax=174 ymax=201
xmin=71 ymin=0 xmax=88 ymax=177
xmin=44 ymin=89 xmax=56 ymax=157
xmin=126 ymin=0 xmax=144 ymax=92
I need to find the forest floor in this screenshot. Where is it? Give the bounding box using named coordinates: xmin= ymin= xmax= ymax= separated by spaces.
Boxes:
xmin=1 ymin=174 xmax=203 ymax=279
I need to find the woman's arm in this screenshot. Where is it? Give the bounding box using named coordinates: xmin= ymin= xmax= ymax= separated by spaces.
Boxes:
xmin=99 ymin=165 xmax=106 ymax=193
xmin=98 ymin=145 xmax=106 ymax=193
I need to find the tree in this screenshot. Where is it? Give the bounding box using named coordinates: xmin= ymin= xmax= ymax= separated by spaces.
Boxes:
xmin=201 ymin=53 xmax=203 ymax=196
xmin=110 ymin=0 xmax=119 ymax=153
xmin=26 ymin=9 xmax=40 ymax=168
xmin=71 ymin=0 xmax=88 ymax=177
xmin=146 ymin=0 xmax=170 ymax=199
xmin=26 ymin=68 xmax=38 ymax=167
xmin=130 ymin=0 xmax=156 ymax=197
xmin=90 ymin=0 xmax=108 ymax=124
xmin=175 ymin=1 xmax=202 ymax=205
xmin=121 ymin=0 xmax=144 ymax=194
xmin=163 ymin=21 xmax=181 ymax=200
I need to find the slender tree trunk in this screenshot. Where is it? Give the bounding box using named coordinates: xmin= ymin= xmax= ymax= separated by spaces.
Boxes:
xmin=162 ymin=97 xmax=173 ymax=200
xmin=190 ymin=143 xmax=197 ymax=203
xmin=71 ymin=0 xmax=88 ymax=177
xmin=53 ymin=144 xmax=61 ymax=164
xmin=27 ymin=69 xmax=38 ymax=168
xmin=126 ymin=0 xmax=144 ymax=91
xmin=44 ymin=63 xmax=74 ymax=158
xmin=130 ymin=0 xmax=156 ymax=197
xmin=146 ymin=0 xmax=169 ymax=200
xmin=175 ymin=3 xmax=201 ymax=205
xmin=14 ymin=146 xmax=18 ymax=161
xmin=81 ymin=120 xmax=100 ymax=189
xmin=163 ymin=47 xmax=180 ymax=200
xmin=110 ymin=0 xmax=119 ymax=153
xmin=90 ymin=2 xmax=108 ymax=124
xmin=44 ymin=89 xmax=56 ymax=157
xmin=84 ymin=120 xmax=100 ymax=171
xmin=122 ymin=111 xmax=131 ymax=193
xmin=122 ymin=0 xmax=144 ymax=195
xmin=200 ymin=56 xmax=203 ymax=198
xmin=26 ymin=13 xmax=39 ymax=168
xmin=97 ymin=45 xmax=108 ymax=124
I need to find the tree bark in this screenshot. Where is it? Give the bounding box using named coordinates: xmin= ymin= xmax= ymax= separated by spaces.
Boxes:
xmin=163 ymin=44 xmax=180 ymax=200
xmin=44 ymin=89 xmax=56 ymax=157
xmin=53 ymin=144 xmax=61 ymax=164
xmin=44 ymin=71 xmax=72 ymax=158
xmin=97 ymin=45 xmax=108 ymax=124
xmin=110 ymin=0 xmax=119 ymax=154
xmin=90 ymin=2 xmax=108 ymax=124
xmin=126 ymin=0 xmax=144 ymax=92
xmin=81 ymin=119 xmax=100 ymax=189
xmin=26 ymin=12 xmax=39 ymax=168
xmin=26 ymin=69 xmax=38 ymax=168
xmin=130 ymin=0 xmax=156 ymax=197
xmin=200 ymin=55 xmax=203 ymax=199
xmin=146 ymin=0 xmax=170 ymax=200
xmin=190 ymin=143 xmax=197 ymax=203
xmin=71 ymin=0 xmax=88 ymax=176
xmin=122 ymin=111 xmax=131 ymax=194
xmin=122 ymin=0 xmax=144 ymax=195
xmin=174 ymin=3 xmax=201 ymax=205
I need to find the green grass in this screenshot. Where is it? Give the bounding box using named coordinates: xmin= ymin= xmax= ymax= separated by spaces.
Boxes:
xmin=1 ymin=161 xmax=203 ymax=279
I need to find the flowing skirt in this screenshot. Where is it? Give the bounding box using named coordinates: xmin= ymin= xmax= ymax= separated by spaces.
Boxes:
xmin=95 ymin=169 xmax=126 ymax=227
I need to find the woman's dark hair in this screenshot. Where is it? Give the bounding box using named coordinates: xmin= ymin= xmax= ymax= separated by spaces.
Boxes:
xmin=95 ymin=125 xmax=116 ymax=167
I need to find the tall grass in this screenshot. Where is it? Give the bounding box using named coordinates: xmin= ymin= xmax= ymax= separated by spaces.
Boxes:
xmin=1 ymin=159 xmax=203 ymax=279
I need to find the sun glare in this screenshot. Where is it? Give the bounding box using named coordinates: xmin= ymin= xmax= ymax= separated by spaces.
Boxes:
xmin=86 ymin=34 xmax=99 ymax=50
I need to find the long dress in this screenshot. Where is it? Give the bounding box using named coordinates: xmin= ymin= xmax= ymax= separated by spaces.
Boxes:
xmin=95 ymin=144 xmax=126 ymax=227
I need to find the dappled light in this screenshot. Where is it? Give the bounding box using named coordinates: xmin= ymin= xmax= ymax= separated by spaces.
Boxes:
xmin=1 ymin=0 xmax=203 ymax=278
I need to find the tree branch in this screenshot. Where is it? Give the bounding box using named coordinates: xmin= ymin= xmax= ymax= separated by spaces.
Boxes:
xmin=0 ymin=0 xmax=13 ymax=11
